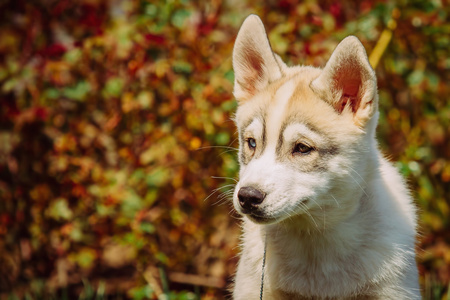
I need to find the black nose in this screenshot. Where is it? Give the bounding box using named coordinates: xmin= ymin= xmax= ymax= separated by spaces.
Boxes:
xmin=238 ymin=187 xmax=266 ymax=211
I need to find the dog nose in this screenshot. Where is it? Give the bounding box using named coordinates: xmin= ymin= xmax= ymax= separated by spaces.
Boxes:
xmin=238 ymin=187 xmax=266 ymax=210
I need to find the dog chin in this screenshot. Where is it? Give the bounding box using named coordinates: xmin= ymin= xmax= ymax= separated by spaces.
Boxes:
xmin=244 ymin=212 xmax=281 ymax=225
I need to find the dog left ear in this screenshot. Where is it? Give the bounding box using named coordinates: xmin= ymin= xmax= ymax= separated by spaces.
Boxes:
xmin=233 ymin=15 xmax=284 ymax=102
xmin=310 ymin=36 xmax=377 ymax=127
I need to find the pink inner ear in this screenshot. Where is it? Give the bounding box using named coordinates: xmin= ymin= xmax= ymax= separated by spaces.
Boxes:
xmin=342 ymin=81 xmax=360 ymax=97
xmin=238 ymin=42 xmax=265 ymax=97
xmin=335 ymin=70 xmax=362 ymax=114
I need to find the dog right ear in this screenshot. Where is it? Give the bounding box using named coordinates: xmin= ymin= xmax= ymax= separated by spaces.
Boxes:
xmin=233 ymin=15 xmax=284 ymax=102
xmin=310 ymin=36 xmax=377 ymax=128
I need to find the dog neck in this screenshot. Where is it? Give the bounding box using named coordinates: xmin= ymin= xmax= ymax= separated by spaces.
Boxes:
xmin=261 ymin=183 xmax=385 ymax=296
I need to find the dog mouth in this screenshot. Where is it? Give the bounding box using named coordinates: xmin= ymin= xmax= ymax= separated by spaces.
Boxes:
xmin=241 ymin=210 xmax=278 ymax=224
xmin=239 ymin=202 xmax=311 ymax=225
xmin=236 ymin=198 xmax=297 ymax=224
xmin=248 ymin=214 xmax=274 ymax=224
xmin=235 ymin=192 xmax=311 ymax=224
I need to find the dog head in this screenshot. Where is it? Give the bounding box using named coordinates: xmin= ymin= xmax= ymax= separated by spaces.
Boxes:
xmin=232 ymin=15 xmax=378 ymax=226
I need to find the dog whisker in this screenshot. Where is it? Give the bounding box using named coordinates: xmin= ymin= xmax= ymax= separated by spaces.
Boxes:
xmin=196 ymin=145 xmax=239 ymax=157
xmin=296 ymin=202 xmax=319 ymax=230
xmin=330 ymin=194 xmax=340 ymax=207
xmin=195 ymin=146 xmax=238 ymax=151
xmin=347 ymin=171 xmax=369 ymax=197
xmin=220 ymin=149 xmax=239 ymax=156
xmin=308 ymin=197 xmax=323 ymax=211
xmin=348 ymin=166 xmax=368 ymax=185
xmin=215 ymin=190 xmax=235 ymax=206
xmin=204 ymin=184 xmax=235 ymax=203
xmin=211 ymin=176 xmax=238 ymax=183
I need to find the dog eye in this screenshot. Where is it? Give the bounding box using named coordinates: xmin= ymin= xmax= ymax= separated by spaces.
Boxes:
xmin=293 ymin=143 xmax=312 ymax=155
xmin=247 ymin=138 xmax=256 ymax=149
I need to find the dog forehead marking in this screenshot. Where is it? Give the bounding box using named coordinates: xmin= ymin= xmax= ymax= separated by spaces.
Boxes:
xmin=273 ymin=79 xmax=295 ymax=115
xmin=266 ymin=79 xmax=296 ymax=147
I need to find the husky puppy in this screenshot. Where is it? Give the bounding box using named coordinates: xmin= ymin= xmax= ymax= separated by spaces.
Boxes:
xmin=231 ymin=15 xmax=420 ymax=299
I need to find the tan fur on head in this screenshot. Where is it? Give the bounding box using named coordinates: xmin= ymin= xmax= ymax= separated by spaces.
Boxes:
xmin=233 ymin=16 xmax=378 ymax=129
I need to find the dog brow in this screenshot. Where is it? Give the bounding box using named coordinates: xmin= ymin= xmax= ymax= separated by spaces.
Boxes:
xmin=240 ymin=115 xmax=267 ymax=163
xmin=275 ymin=120 xmax=333 ymax=158
xmin=275 ymin=119 xmax=316 ymax=157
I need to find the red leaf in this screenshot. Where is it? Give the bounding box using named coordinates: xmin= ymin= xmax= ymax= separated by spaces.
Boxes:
xmin=34 ymin=106 xmax=49 ymax=121
xmin=145 ymin=33 xmax=166 ymax=46
xmin=330 ymin=3 xmax=342 ymax=18
xmin=40 ymin=43 xmax=67 ymax=57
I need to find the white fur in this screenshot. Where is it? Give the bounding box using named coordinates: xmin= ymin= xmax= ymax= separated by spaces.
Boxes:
xmin=246 ymin=119 xmax=264 ymax=141
xmin=231 ymin=15 xmax=420 ymax=299
xmin=283 ymin=123 xmax=326 ymax=147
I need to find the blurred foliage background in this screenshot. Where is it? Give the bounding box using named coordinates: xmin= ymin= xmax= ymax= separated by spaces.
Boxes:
xmin=0 ymin=0 xmax=448 ymax=299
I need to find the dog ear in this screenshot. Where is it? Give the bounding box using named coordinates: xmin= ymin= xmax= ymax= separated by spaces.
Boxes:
xmin=310 ymin=36 xmax=377 ymax=127
xmin=233 ymin=15 xmax=284 ymax=102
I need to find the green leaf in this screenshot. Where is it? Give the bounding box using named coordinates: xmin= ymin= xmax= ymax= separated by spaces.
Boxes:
xmin=224 ymin=70 xmax=234 ymax=84
xmin=103 ymin=77 xmax=124 ymax=98
xmin=155 ymin=252 xmax=169 ymax=264
xmin=215 ymin=132 xmax=230 ymax=145
xmin=46 ymin=198 xmax=73 ymax=221
xmin=407 ymin=70 xmax=425 ymax=86
xmin=128 ymin=285 xmax=154 ymax=300
xmin=137 ymin=91 xmax=154 ymax=108
xmin=172 ymin=9 xmax=191 ymax=29
xmin=2 ymin=78 xmax=17 ymax=93
xmin=45 ymin=88 xmax=61 ymax=100
xmin=63 ymin=81 xmax=91 ymax=101
xmin=75 ymin=248 xmax=96 ymax=269
xmin=173 ymin=61 xmax=193 ymax=74
xmin=121 ymin=190 xmax=144 ymax=218
xmin=70 ymin=223 xmax=83 ymax=242
xmin=63 ymin=48 xmax=82 ymax=64
xmin=146 ymin=168 xmax=170 ymax=187
xmin=140 ymin=222 xmax=156 ymax=234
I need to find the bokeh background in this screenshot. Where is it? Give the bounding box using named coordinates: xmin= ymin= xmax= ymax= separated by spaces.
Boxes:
xmin=0 ymin=0 xmax=448 ymax=299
